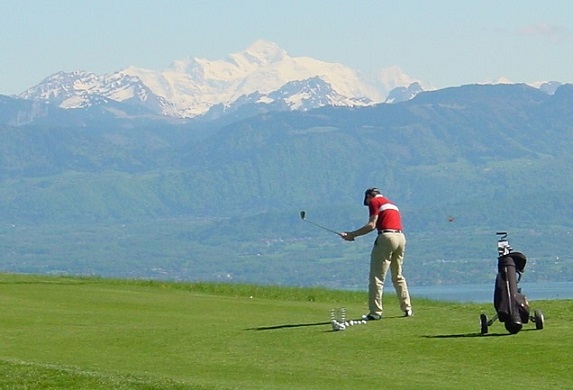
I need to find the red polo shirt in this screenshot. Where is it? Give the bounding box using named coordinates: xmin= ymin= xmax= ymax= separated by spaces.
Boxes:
xmin=368 ymin=195 xmax=403 ymax=231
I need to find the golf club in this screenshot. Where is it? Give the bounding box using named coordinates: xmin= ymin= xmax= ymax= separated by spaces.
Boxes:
xmin=299 ymin=210 xmax=341 ymax=236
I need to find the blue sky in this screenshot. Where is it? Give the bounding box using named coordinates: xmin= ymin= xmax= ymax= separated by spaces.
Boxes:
xmin=2 ymin=0 xmax=572 ymax=95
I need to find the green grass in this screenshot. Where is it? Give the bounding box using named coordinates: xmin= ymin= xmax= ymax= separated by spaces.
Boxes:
xmin=0 ymin=273 xmax=571 ymax=389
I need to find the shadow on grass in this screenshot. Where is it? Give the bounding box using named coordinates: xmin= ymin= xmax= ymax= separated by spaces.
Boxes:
xmin=247 ymin=321 xmax=331 ymax=331
xmin=248 ymin=315 xmax=414 ymax=332
xmin=423 ymin=333 xmax=509 ymax=338
xmin=423 ymin=328 xmax=539 ymax=338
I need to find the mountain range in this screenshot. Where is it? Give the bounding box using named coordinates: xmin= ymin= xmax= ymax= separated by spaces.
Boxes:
xmin=11 ymin=40 xmax=410 ymax=120
xmin=7 ymin=39 xmax=563 ymax=124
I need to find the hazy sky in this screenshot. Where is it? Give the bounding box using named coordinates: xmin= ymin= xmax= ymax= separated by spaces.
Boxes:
xmin=2 ymin=0 xmax=572 ymax=95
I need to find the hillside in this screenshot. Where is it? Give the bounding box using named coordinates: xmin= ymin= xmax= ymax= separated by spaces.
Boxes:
xmin=1 ymin=83 xmax=573 ymax=286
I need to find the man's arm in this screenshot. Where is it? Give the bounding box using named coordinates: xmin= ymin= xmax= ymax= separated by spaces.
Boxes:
xmin=341 ymin=214 xmax=378 ymax=241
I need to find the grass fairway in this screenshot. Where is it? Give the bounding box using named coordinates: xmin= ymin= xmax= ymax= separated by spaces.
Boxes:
xmin=0 ymin=273 xmax=571 ymax=389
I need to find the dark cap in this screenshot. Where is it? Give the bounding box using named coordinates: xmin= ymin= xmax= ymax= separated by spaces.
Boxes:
xmin=363 ymin=187 xmax=381 ymax=205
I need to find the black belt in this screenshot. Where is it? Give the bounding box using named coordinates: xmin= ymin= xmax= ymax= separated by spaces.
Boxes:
xmin=378 ymin=229 xmax=402 ymax=234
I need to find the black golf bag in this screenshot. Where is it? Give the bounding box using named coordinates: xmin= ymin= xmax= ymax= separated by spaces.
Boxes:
xmin=480 ymin=232 xmax=544 ymax=335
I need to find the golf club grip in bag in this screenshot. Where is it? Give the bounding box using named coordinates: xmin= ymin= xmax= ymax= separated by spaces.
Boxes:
xmin=494 ymin=252 xmax=529 ymax=325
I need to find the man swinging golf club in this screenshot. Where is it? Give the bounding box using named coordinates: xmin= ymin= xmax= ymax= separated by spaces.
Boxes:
xmin=340 ymin=188 xmax=413 ymax=320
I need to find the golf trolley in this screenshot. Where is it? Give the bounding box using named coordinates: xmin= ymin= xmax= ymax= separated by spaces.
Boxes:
xmin=480 ymin=232 xmax=545 ymax=335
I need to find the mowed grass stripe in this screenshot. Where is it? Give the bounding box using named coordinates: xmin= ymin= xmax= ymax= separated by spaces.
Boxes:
xmin=0 ymin=358 xmax=196 ymax=389
xmin=0 ymin=273 xmax=571 ymax=389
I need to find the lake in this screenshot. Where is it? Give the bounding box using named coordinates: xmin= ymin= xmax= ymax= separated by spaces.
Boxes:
xmin=409 ymin=281 xmax=573 ymax=303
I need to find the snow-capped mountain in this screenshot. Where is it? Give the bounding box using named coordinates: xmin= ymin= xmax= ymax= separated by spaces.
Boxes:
xmin=19 ymin=71 xmax=178 ymax=116
xmin=266 ymin=76 xmax=374 ymax=109
xmin=18 ymin=40 xmax=423 ymax=118
xmin=537 ymin=81 xmax=563 ymax=95
xmin=384 ymin=82 xmax=425 ymax=103
xmin=200 ymin=76 xmax=374 ymax=121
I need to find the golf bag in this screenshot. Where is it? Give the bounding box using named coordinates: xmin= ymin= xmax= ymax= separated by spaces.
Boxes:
xmin=480 ymin=232 xmax=544 ymax=335
xmin=494 ymin=252 xmax=529 ymax=331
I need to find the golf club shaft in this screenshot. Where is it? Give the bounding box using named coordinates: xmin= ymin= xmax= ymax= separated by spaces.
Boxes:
xmin=303 ymin=219 xmax=340 ymax=235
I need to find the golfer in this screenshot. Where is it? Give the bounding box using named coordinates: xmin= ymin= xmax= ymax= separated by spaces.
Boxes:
xmin=340 ymin=188 xmax=413 ymax=320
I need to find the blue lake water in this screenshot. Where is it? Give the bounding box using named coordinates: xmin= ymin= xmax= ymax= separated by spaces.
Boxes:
xmin=409 ymin=282 xmax=573 ymax=303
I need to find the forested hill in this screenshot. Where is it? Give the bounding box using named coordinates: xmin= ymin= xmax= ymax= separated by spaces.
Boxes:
xmin=2 ymin=83 xmax=573 ymax=228
xmin=1 ymin=83 xmax=573 ymax=286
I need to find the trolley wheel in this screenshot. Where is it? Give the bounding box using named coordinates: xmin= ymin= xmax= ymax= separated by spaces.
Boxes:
xmin=534 ymin=309 xmax=544 ymax=330
xmin=505 ymin=321 xmax=523 ymax=334
xmin=480 ymin=313 xmax=488 ymax=334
